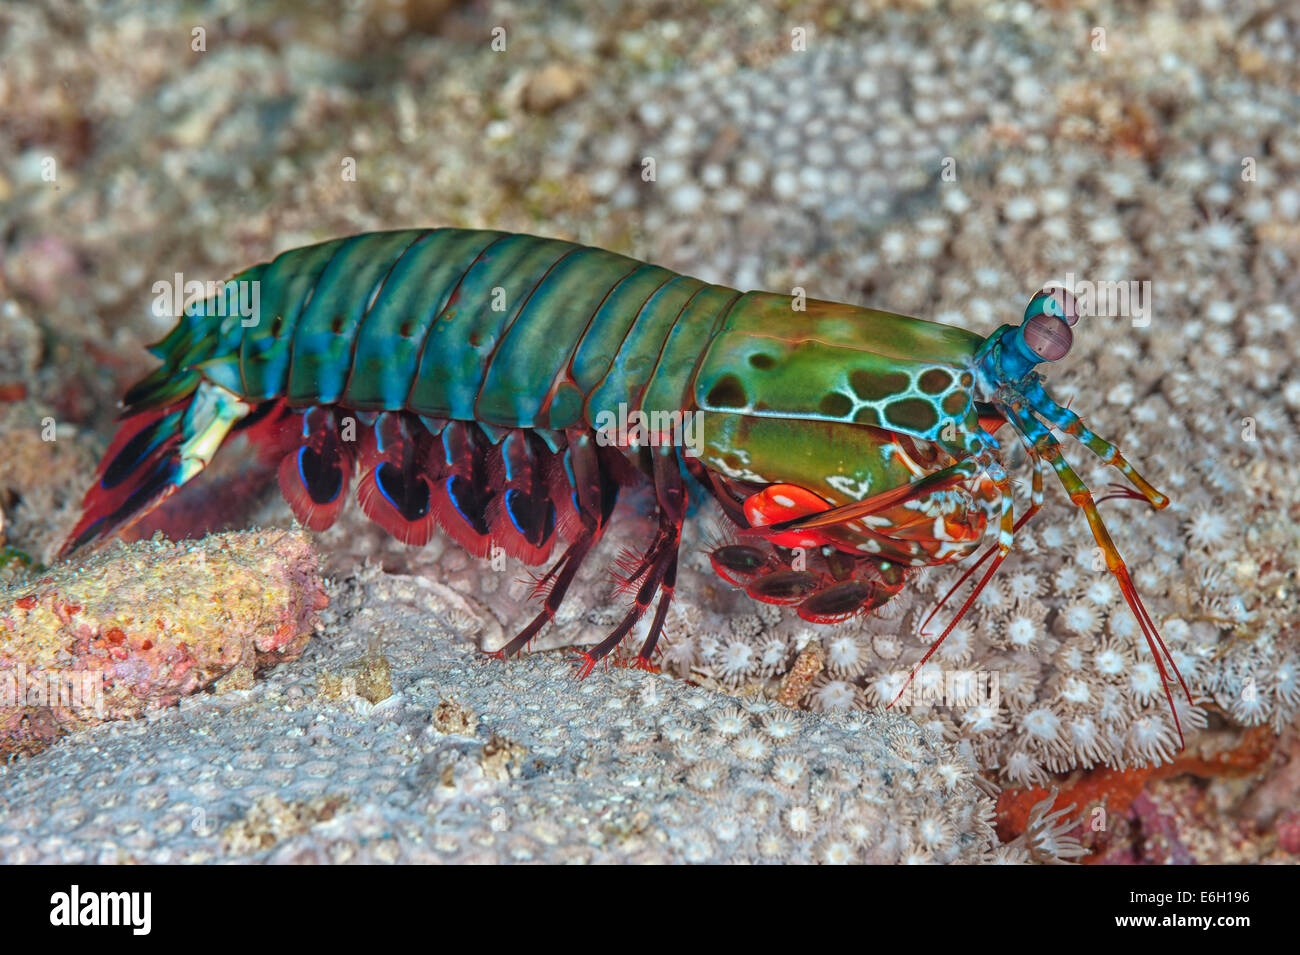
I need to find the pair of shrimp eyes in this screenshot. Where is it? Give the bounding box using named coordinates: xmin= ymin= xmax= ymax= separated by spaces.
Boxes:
xmin=1022 ymin=286 xmax=1080 ymax=363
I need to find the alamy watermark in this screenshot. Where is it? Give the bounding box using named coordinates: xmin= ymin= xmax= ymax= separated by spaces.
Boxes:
xmin=49 ymin=885 xmax=151 ymax=935
xmin=891 ymin=668 xmax=1001 ymax=710
xmin=151 ymin=273 xmax=261 ymax=327
xmin=593 ymin=403 xmax=703 ymax=457
xmin=1 ymin=664 xmax=106 ymax=718
xmin=1061 ymin=271 xmax=1152 ymax=328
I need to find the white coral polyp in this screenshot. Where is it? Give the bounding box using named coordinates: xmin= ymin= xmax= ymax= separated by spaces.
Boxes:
xmin=960 ymin=704 xmax=1006 ymax=735
xmin=771 ymin=756 xmax=807 ymax=787
xmin=1053 ymin=565 xmax=1082 ymax=596
xmin=1128 ymin=662 xmax=1162 ymax=703
xmin=811 ymin=679 xmax=859 ymax=712
xmin=661 ymin=636 xmax=697 ymax=667
xmin=1125 ymin=715 xmax=1178 ymax=765
xmin=732 ymin=732 xmax=769 ymax=762
xmin=825 ymin=634 xmax=868 ymax=676
xmin=865 ymin=670 xmax=908 ymax=707
xmin=711 ymin=707 xmax=747 ymax=736
xmin=1022 ymin=792 xmax=1087 ymax=863
xmin=1021 ymin=706 xmax=1063 ymax=749
xmin=1273 ymin=658 xmax=1300 ymax=707
xmin=1067 ymin=716 xmax=1109 ymax=766
xmin=761 ymin=711 xmax=800 ymax=741
xmin=1224 ymin=682 xmax=1268 ymax=725
xmin=1005 ymin=571 xmax=1042 ymax=601
xmin=1060 ymin=600 xmax=1101 ymax=636
xmin=1185 ymin=508 xmax=1231 ymax=550
xmin=914 ymin=814 xmax=955 ymax=850
xmin=716 ymin=640 xmax=756 ymax=682
xmin=1002 ymin=749 xmax=1047 ymax=788
xmin=936 ymin=624 xmax=973 ymax=664
xmin=1059 ymin=676 xmax=1094 ymax=705
xmin=1007 ymin=614 xmax=1043 ymax=649
xmin=1084 ymin=577 xmax=1117 ymax=607
xmin=1094 ymin=646 xmax=1128 ymax=677
xmin=756 ymin=636 xmax=789 ymax=673
xmin=817 ymin=838 xmax=857 ymax=864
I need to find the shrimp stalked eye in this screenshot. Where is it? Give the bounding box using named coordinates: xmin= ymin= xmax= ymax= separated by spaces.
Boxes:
xmin=1021 ymin=312 xmax=1073 ymax=362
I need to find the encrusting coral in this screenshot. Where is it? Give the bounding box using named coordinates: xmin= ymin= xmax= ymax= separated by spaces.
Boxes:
xmin=0 ymin=530 xmax=327 ymax=756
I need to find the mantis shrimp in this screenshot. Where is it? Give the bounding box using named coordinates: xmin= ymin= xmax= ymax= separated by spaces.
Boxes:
xmin=60 ymin=229 xmax=1192 ymax=740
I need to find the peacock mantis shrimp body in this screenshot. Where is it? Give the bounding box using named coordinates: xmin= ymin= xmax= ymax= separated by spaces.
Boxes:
xmin=61 ymin=228 xmax=1192 ymax=740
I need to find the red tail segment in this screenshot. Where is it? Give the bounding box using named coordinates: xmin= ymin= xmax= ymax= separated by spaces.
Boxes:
xmin=59 ymin=402 xmax=190 ymax=557
xmin=65 ymin=399 xmax=579 ymax=568
xmin=62 ymin=395 xmax=300 ymax=557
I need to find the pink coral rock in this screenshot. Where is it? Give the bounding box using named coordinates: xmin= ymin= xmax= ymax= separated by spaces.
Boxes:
xmin=0 ymin=529 xmax=326 ymax=754
xmin=1276 ymin=810 xmax=1300 ymax=856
